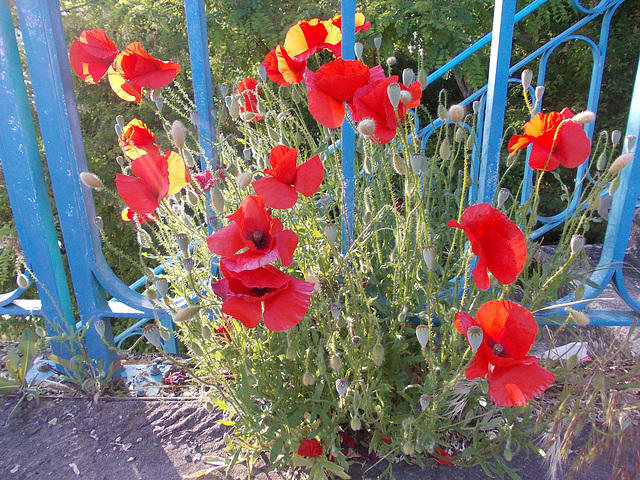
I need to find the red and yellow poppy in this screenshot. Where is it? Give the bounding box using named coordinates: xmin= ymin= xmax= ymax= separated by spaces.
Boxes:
xmin=108 ymin=42 xmax=180 ymax=102
xmin=350 ymin=77 xmax=422 ymax=144
xmin=115 ymin=151 xmax=188 ymax=214
xmin=507 ymin=107 xmax=591 ymax=171
xmin=119 ymin=119 xmax=160 ymax=159
xmin=120 ymin=207 xmax=157 ymax=223
xmin=455 ymin=300 xmax=555 ymax=407
xmin=447 ymin=203 xmax=526 ymax=290
xmin=206 ymin=195 xmax=299 ymax=272
xmin=304 ymin=59 xmax=385 ymax=129
xmin=212 ymin=262 xmax=314 ymax=331
xmin=262 ymin=46 xmax=306 ymax=86
xmin=69 ymin=29 xmax=119 ymax=84
xmin=251 ymin=145 xmax=324 ymax=209
xmin=236 ymin=78 xmax=262 ymax=121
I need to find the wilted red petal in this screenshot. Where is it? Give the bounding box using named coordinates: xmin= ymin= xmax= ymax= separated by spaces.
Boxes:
xmin=487 ymin=362 xmax=555 ymax=407
xmin=298 ymin=438 xmax=323 ymax=457
xmin=294 ymin=154 xmax=324 ymax=197
xmin=69 ymin=29 xmax=119 ymax=84
xmin=118 ymin=42 xmax=180 ymax=89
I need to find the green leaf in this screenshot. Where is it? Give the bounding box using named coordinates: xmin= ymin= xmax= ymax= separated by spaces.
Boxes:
xmin=270 ymin=437 xmax=283 ymax=463
xmin=216 ymin=419 xmax=236 ymax=426
xmin=211 ymin=396 xmax=232 ymax=411
xmin=0 ymin=377 xmax=20 ymax=394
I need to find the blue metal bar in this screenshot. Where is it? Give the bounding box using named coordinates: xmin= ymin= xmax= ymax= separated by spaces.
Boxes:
xmin=476 ymin=0 xmax=517 ymax=204
xmin=340 ymin=0 xmax=356 ymax=249
xmin=0 ymin=2 xmax=74 ymax=360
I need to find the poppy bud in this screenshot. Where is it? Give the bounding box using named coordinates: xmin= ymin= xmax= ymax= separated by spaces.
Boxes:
xmin=472 ymin=100 xmax=481 ymax=114
xmin=335 ymin=379 xmax=348 ymax=397
xmin=147 ymin=288 xmax=158 ymax=300
xmin=386 ymin=56 xmax=396 ymax=66
xmin=402 ymin=442 xmax=415 ymax=456
xmin=439 ymin=138 xmax=451 ymax=161
xmin=417 ymin=69 xmax=428 ymax=90
xmin=190 ymin=342 xmax=203 ymax=357
xmin=201 ymin=323 xmax=212 ymax=340
xmin=354 ymin=42 xmax=364 ymax=60
xmin=521 ymin=69 xmax=534 ymax=90
xmin=566 ymin=308 xmax=590 ymax=326
xmin=410 ymin=153 xmax=426 ymax=174
xmin=211 ymin=187 xmax=225 ymax=213
xmin=227 ymin=96 xmax=240 ymax=119
xmin=171 ymin=120 xmax=187 ymax=149
xmin=392 ymin=152 xmax=407 ymax=175
xmin=437 ymin=104 xmax=448 ymax=122
xmin=357 ymin=119 xmax=376 ymax=137
xmin=16 ymin=273 xmax=30 ymax=289
xmin=374 ymin=36 xmax=382 ymax=51
xmin=609 ymin=152 xmax=634 ymax=174
xmin=570 ymin=234 xmax=585 ymax=255
xmin=363 ymin=211 xmax=372 ymax=224
xmin=93 ymin=216 xmax=104 ymax=232
xmin=324 ymin=223 xmax=338 ymax=247
xmin=350 ymin=416 xmax=362 ymax=431
xmin=596 ymin=151 xmax=608 ymax=171
xmin=570 ymin=111 xmax=596 ymax=125
xmin=79 ymin=172 xmax=104 ymax=190
xmin=257 ymin=101 xmax=267 ymax=116
xmin=415 ymin=324 xmax=429 ymax=348
xmin=155 ymin=278 xmax=169 ymax=298
xmin=466 ymin=325 xmax=483 ymax=352
xmin=398 ymin=306 xmax=408 ymax=323
xmin=236 ymin=171 xmax=254 ymax=188
xmin=422 ymin=246 xmax=436 ymax=271
xmin=286 ymin=346 xmax=296 ymax=360
xmin=402 ymin=68 xmax=415 ymax=87
xmin=257 ymin=64 xmax=267 ymax=82
xmin=611 ymin=130 xmax=622 ymax=146
xmin=625 ymin=134 xmax=637 ymax=152
xmin=504 ymin=446 xmax=512 ymax=461
xmin=302 ymin=372 xmax=316 ymax=386
xmin=387 ymin=83 xmax=401 ymax=109
xmin=289 ymin=88 xmax=301 ymax=104
xmin=189 ymin=110 xmax=199 ymax=126
xmin=497 ymin=188 xmax=511 ymax=208
xmin=609 ymin=175 xmax=620 ymax=195
xmin=399 ymin=90 xmax=412 ymax=105
xmin=154 ymin=97 xmax=164 ymax=112
xmin=535 ymin=85 xmax=545 ymax=102
xmin=363 ymin=155 xmax=373 ymax=174
xmin=159 ymin=327 xmax=170 ymax=341
xmin=181 ymin=150 xmax=194 ymax=168
xmin=448 ymin=104 xmax=465 ymax=123
xmin=420 ymin=394 xmax=431 ymax=411
xmin=575 ymin=282 xmax=585 ymax=300
xmin=454 ymin=127 xmax=466 ymax=143
xmin=330 ymin=354 xmax=342 ymax=371
xmin=142 ymin=324 xmax=162 ymax=349
xmin=35 ymin=326 xmax=47 ymax=338
xmin=372 ymin=344 xmax=385 ymax=366
xmin=94 ymin=320 xmax=106 ymax=338
xmin=173 ymin=305 xmax=201 ymax=323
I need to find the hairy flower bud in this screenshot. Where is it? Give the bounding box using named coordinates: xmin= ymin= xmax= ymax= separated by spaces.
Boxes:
xmin=173 ymin=305 xmax=201 ymax=323
xmin=521 ymin=69 xmax=533 ymax=90
xmin=357 ymin=119 xmax=375 ymax=137
xmin=212 ymin=187 xmax=225 ymax=213
xmin=302 ymin=372 xmax=316 ymax=386
xmin=437 ymin=104 xmax=448 ymax=122
xmin=609 ymin=152 xmax=634 ymax=173
xmin=454 ymin=127 xmax=466 ymax=143
xmin=566 ymin=308 xmax=590 ymax=326
xmin=399 ymin=90 xmax=412 ymax=105
xmin=330 ymin=354 xmax=342 ymax=371
xmin=236 ymin=171 xmax=254 ymax=188
xmin=350 ymin=416 xmax=362 ymax=431
xmin=448 ymin=104 xmax=465 ymax=123
xmin=335 ymin=379 xmax=348 ymax=397
xmin=79 ymin=172 xmax=104 ymax=190
xmin=570 ymin=111 xmax=596 ymax=125
xmin=609 ymin=175 xmax=620 ymax=195
xmin=372 ymin=344 xmax=385 ymax=366
xmin=392 ymin=152 xmax=407 ymax=175
xmin=417 ymin=69 xmax=428 ymax=90
xmin=402 ymin=442 xmax=415 ymax=456
xmin=596 ymin=151 xmax=608 ymax=171
xmin=171 ymin=120 xmax=187 ymax=149
xmin=439 ymin=138 xmax=451 ymax=161
xmin=386 ymin=56 xmax=397 ymax=67
xmin=570 ymin=234 xmax=585 ymax=255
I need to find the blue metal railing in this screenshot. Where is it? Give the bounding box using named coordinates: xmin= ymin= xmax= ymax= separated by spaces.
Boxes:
xmin=0 ymin=0 xmax=637 ymax=375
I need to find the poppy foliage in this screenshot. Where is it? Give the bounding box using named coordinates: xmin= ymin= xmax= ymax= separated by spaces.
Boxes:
xmin=69 ymin=30 xmax=180 ymax=102
xmin=455 ymin=300 xmax=555 ymax=407
xmin=447 ymin=203 xmax=527 ymax=290
xmin=507 ymin=107 xmax=591 ymax=171
xmin=252 ymin=145 xmax=324 ymax=209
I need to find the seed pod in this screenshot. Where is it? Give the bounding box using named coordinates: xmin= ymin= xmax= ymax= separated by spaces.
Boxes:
xmin=466 ymin=325 xmax=483 ymax=352
xmin=402 ymin=68 xmax=415 ymax=87
xmin=416 ymin=324 xmax=429 ymax=348
xmin=257 ymin=64 xmax=267 ymax=82
xmin=286 ymin=346 xmax=296 ymax=360
xmin=335 ymin=378 xmax=348 ymax=397
xmin=142 ymin=324 xmax=162 ymax=349
xmin=521 ymin=69 xmax=533 ymax=90
xmin=94 ymin=320 xmax=106 ymax=338
xmin=374 ymin=37 xmax=382 ymax=51
xmin=611 ymin=130 xmax=622 ymax=146
xmin=422 ymin=246 xmax=436 ymax=271
xmin=410 ymin=152 xmax=426 ymax=174
xmin=535 ymin=85 xmax=545 ymax=102
xmin=420 ymin=394 xmax=431 ymax=411
xmin=497 ymin=188 xmax=511 ymax=208
xmin=399 ymin=90 xmax=412 ymax=105
xmin=387 ymin=83 xmax=401 ymax=109
xmin=155 ymin=278 xmax=169 ymax=298
xmin=625 ymin=134 xmax=637 ymax=152
xmin=302 ymin=372 xmax=316 ymax=386
xmin=354 ymin=42 xmax=364 ymax=60
xmin=154 ymin=97 xmax=164 ymax=112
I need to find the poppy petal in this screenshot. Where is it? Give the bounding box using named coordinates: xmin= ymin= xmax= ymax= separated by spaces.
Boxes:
xmin=206 ymin=223 xmax=249 ymax=257
xmin=297 ymin=438 xmax=323 ymax=457
xmin=488 ymin=363 xmax=555 ymax=407
xmin=130 ymin=154 xmax=170 ymax=200
xmin=69 ymin=29 xmax=119 ymax=84
xmin=119 ymin=42 xmax=180 ymax=89
xmin=166 ymin=152 xmax=189 ymax=196
xmin=251 ymin=177 xmax=298 ymax=209
xmin=213 ymin=279 xmax=263 ymax=329
xmin=115 ymin=174 xmax=161 ymax=214
xmin=266 ymin=145 xmax=298 ymax=185
xmin=304 ymin=68 xmax=347 ymax=128
xmin=294 ymin=154 xmax=324 ymax=197
xmin=465 ymin=351 xmax=490 ymax=380
xmin=107 ymin=64 xmax=142 ymax=102
xmin=263 ymin=276 xmax=314 ymax=331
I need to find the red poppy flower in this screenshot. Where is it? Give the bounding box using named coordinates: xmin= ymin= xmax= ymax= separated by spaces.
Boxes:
xmin=304 ymin=59 xmax=385 ymax=129
xmin=447 ymin=203 xmax=526 ymax=290
xmin=350 ymin=77 xmax=422 ymax=144
xmin=297 ymin=438 xmax=323 ymax=457
xmin=212 ymin=263 xmax=315 ymax=331
xmin=206 ymin=195 xmax=299 ymax=272
xmin=454 ymin=300 xmax=555 ymax=407
xmin=119 ymin=119 xmax=160 ymax=159
xmin=507 ymin=107 xmax=591 ymax=171
xmin=115 ymin=151 xmax=189 ymax=214
xmin=323 ymin=13 xmax=371 ymax=57
xmin=120 ymin=207 xmax=157 ymax=223
xmin=262 ymin=46 xmax=306 ymax=86
xmin=283 ymin=18 xmax=331 ymax=61
xmin=251 ymin=145 xmax=324 ymax=209
xmin=69 ymin=29 xmax=119 ymax=84
xmin=193 ymin=170 xmax=215 ymax=193
xmin=339 ymin=433 xmax=357 ymax=449
xmin=236 ymin=78 xmax=262 ymax=121
xmin=108 ymin=42 xmax=180 ymax=102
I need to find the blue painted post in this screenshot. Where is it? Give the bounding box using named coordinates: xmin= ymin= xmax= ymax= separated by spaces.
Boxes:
xmin=184 ymin=0 xmax=217 ymax=171
xmin=0 ymin=2 xmax=74 ymax=360
xmin=341 ymin=0 xmax=356 ymax=248
xmin=476 ymin=0 xmax=518 ymax=204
